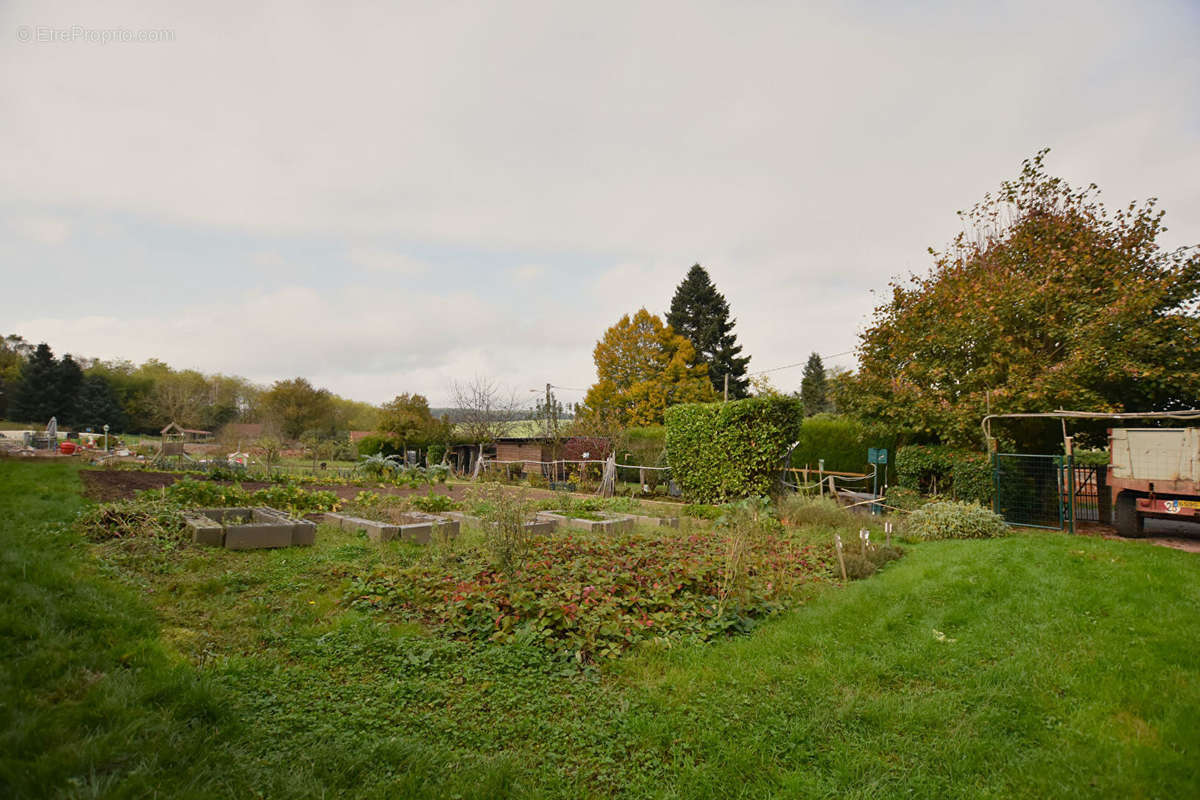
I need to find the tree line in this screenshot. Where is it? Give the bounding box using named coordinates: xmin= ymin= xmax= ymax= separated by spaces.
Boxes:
xmin=0 ymin=339 xmax=380 ymax=437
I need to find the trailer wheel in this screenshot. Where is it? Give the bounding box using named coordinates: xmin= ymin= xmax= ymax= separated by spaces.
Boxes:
xmin=1115 ymin=492 xmax=1145 ymax=538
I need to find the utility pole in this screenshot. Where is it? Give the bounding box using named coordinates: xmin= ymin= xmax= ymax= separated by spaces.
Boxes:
xmin=723 ymin=373 xmax=729 ymax=403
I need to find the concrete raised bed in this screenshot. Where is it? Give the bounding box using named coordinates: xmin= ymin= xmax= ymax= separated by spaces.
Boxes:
xmin=324 ymin=511 xmax=459 ymax=544
xmin=535 ymin=511 xmax=635 ymax=534
xmin=631 ymin=514 xmax=679 ymax=528
xmin=184 ymin=507 xmax=316 ymax=550
xmin=442 ymin=511 xmax=558 ymax=535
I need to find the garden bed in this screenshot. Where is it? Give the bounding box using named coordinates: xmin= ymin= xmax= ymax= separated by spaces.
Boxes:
xmin=535 ymin=510 xmax=636 ymax=533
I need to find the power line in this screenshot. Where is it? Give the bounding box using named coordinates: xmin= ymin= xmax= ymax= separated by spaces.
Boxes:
xmin=748 ymin=350 xmax=854 ymax=377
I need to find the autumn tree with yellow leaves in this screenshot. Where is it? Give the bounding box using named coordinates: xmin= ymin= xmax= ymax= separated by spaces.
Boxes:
xmin=582 ymin=309 xmax=717 ymax=427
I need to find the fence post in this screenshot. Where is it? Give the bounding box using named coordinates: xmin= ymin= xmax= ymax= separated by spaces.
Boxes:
xmin=1067 ymin=454 xmax=1076 ymax=535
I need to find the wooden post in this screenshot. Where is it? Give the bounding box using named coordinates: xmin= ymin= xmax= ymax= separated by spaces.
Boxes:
xmin=828 ymin=475 xmax=836 ymax=500
xmin=834 ymin=533 xmax=847 ymax=581
xmin=724 ymin=373 xmax=729 ymax=403
xmin=859 ymin=528 xmax=869 ymax=556
xmin=885 ymin=521 xmax=893 ymax=547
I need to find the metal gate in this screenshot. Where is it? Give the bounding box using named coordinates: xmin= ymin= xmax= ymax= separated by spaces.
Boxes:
xmin=994 ymin=454 xmax=1071 ymax=530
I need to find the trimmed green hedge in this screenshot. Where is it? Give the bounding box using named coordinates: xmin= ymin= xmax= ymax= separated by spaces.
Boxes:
xmin=895 ymin=445 xmax=992 ymax=505
xmin=665 ymin=397 xmax=802 ymax=503
xmin=787 ymin=414 xmax=914 ymax=484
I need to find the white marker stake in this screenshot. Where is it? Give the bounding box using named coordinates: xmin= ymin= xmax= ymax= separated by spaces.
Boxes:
xmin=860 ymin=528 xmax=870 ymax=555
xmin=885 ymin=521 xmax=893 ymax=547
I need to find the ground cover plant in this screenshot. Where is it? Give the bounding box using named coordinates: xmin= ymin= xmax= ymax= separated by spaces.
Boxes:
xmin=348 ymin=524 xmax=832 ymax=662
xmin=2 ymin=459 xmax=1198 ymax=798
xmin=904 ymin=500 xmax=1008 ymax=540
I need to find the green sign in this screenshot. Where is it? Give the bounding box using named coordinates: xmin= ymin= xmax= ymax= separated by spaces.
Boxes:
xmin=868 ymin=448 xmax=888 ymax=465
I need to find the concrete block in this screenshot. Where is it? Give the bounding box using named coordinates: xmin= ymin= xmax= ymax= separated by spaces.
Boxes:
xmin=224 ymin=523 xmax=295 ymax=550
xmin=536 ymin=511 xmax=634 ymax=533
xmin=291 ymin=520 xmax=317 ymax=546
xmin=634 ymin=514 xmax=679 ymax=528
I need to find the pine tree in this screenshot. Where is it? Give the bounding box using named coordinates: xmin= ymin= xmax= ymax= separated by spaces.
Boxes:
xmin=666 ymin=264 xmax=751 ymax=399
xmin=74 ymin=374 xmax=128 ymax=431
xmin=57 ymin=354 xmax=84 ymax=424
xmin=800 ymin=352 xmax=829 ymax=416
xmin=10 ymin=343 xmax=60 ymax=423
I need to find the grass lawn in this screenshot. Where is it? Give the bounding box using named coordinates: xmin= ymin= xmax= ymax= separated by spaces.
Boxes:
xmin=2 ymin=458 xmax=1198 ymax=798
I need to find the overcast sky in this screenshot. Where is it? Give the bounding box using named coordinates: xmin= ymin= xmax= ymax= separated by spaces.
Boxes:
xmin=2 ymin=0 xmax=1197 ymax=407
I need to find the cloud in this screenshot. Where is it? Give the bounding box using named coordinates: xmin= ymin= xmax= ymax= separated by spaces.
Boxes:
xmin=1 ymin=0 xmax=1197 ymax=404
xmin=6 ymin=215 xmax=69 ymax=245
xmin=345 ymin=247 xmax=428 ymax=275
xmin=510 ymin=264 xmax=545 ymax=283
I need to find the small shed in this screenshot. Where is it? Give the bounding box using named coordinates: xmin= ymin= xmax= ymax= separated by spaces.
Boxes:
xmin=161 ymin=422 xmax=213 ymax=443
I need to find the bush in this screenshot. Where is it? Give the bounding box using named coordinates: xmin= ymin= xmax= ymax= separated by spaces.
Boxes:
xmin=895 ymin=445 xmax=993 ymax=505
xmin=842 ymin=553 xmax=877 ymax=580
xmin=471 ymin=483 xmax=536 ymax=572
xmin=904 ymin=501 xmax=1008 ymax=541
xmin=884 ymin=486 xmax=925 ymax=511
xmin=665 ymin=396 xmax=803 ymax=503
xmin=777 ymin=493 xmax=854 ymax=531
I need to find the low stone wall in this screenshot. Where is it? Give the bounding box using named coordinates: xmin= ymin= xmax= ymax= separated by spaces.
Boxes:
xmin=535 ymin=511 xmax=635 ymax=534
xmin=324 ymin=511 xmax=459 ymax=544
xmin=184 ymin=507 xmax=316 ymax=550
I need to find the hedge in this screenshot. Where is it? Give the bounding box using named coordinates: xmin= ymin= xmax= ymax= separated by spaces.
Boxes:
xmin=664 ymin=396 xmax=802 ymax=503
xmin=787 ymin=413 xmax=914 ymax=484
xmin=895 ymin=445 xmax=992 ymax=505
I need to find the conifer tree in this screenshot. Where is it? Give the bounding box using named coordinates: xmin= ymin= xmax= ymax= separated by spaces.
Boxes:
xmin=666 ymin=264 xmax=750 ymax=399
xmin=57 ymin=354 xmax=84 ymax=424
xmin=800 ymin=352 xmax=829 ymax=416
xmin=10 ymin=343 xmax=60 ymax=423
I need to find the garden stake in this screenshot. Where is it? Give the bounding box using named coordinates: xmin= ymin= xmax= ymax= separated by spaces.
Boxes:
xmin=834 ymin=533 xmax=847 ymax=581
xmin=885 ymin=521 xmax=893 ymax=547
xmin=859 ymin=529 xmax=870 ymax=556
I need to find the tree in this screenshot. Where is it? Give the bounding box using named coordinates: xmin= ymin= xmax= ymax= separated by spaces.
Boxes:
xmin=10 ymin=343 xmax=60 ymax=423
xmin=377 ymin=393 xmax=447 ymax=461
xmin=450 ymin=376 xmax=521 ymax=465
xmin=842 ymin=150 xmax=1200 ymax=448
xmin=800 ymin=353 xmax=829 ymax=416
xmin=73 ymin=374 xmax=128 ymax=431
xmin=666 ymin=264 xmax=751 ymax=399
xmin=57 ymin=354 xmax=84 ymax=425
xmin=583 ymin=309 xmax=717 ymax=427
xmin=0 ymin=335 xmax=32 ymax=419
xmin=260 ymin=377 xmax=336 ymax=440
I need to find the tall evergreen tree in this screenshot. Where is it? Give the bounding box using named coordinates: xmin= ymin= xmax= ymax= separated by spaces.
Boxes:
xmin=10 ymin=343 xmax=60 ymax=423
xmin=800 ymin=352 xmax=829 ymax=416
xmin=57 ymin=354 xmax=84 ymax=424
xmin=74 ymin=374 xmax=128 ymax=431
xmin=666 ymin=264 xmax=751 ymax=399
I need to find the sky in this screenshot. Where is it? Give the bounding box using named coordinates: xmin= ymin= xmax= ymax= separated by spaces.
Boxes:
xmin=2 ymin=0 xmax=1198 ymax=407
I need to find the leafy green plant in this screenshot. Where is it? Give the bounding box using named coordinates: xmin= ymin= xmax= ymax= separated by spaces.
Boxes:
xmin=904 ymin=501 xmax=1008 ymax=541
xmin=411 ymin=492 xmax=455 ymax=513
xmin=146 ymin=478 xmax=341 ymax=515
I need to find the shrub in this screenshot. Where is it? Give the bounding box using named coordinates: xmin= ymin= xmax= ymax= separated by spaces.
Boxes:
xmin=665 ymin=396 xmax=803 ymax=503
xmin=471 ymin=483 xmax=536 ymax=572
xmin=842 ymin=553 xmax=877 ymax=580
xmin=904 ymin=501 xmax=1008 ymax=541
xmin=777 ymin=493 xmax=855 ymax=530
xmin=884 ymin=486 xmax=924 ymax=511
xmin=895 ymin=445 xmax=993 ymax=505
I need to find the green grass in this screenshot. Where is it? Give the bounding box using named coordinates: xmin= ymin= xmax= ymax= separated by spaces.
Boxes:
xmin=2 ymin=458 xmax=1198 ymax=798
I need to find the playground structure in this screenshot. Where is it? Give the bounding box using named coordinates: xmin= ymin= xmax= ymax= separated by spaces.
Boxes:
xmin=152 ymin=422 xmax=197 ymax=467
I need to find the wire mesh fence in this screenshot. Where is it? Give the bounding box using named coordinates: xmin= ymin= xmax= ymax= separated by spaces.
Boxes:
xmin=994 ymin=453 xmax=1066 ymax=529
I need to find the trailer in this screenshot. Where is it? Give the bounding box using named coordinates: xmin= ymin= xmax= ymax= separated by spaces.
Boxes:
xmin=1109 ymin=427 xmax=1200 ymax=537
